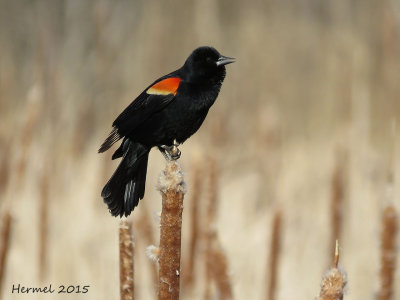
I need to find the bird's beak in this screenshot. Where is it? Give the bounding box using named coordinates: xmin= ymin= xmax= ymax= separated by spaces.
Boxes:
xmin=216 ymin=55 xmax=235 ymax=66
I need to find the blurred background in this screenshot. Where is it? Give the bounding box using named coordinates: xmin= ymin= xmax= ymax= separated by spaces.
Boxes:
xmin=1 ymin=0 xmax=399 ymax=299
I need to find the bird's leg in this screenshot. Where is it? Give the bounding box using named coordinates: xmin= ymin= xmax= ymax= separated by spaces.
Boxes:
xmin=159 ymin=140 xmax=181 ymax=161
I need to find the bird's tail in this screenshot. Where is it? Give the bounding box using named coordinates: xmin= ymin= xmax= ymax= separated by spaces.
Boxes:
xmin=101 ymin=140 xmax=149 ymax=217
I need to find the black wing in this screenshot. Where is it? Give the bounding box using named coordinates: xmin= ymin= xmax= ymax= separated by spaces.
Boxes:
xmin=98 ymin=78 xmax=179 ymax=153
xmin=113 ymin=92 xmax=175 ymax=136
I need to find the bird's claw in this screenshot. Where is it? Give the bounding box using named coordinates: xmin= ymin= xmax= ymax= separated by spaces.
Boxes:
xmin=160 ymin=141 xmax=181 ymax=161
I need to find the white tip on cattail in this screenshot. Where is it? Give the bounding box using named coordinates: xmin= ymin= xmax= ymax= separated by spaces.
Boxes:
xmin=146 ymin=245 xmax=160 ymax=262
xmin=157 ymin=161 xmax=186 ymax=194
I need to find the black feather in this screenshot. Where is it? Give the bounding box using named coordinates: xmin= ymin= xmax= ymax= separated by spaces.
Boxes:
xmin=112 ymin=137 xmax=129 ymax=160
xmin=101 ymin=141 xmax=149 ymax=217
xmin=98 ymin=127 xmax=121 ymax=153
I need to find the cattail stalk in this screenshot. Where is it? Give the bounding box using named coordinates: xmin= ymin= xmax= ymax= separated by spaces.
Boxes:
xmin=206 ymin=157 xmax=218 ymax=227
xmin=16 ymin=88 xmax=41 ymax=182
xmin=377 ymin=205 xmax=398 ymax=300
xmin=0 ymin=212 xmax=12 ymax=297
xmin=119 ymin=220 xmax=135 ymax=300
xmin=157 ymin=161 xmax=185 ymax=300
xmin=330 ymin=154 xmax=345 ymax=259
xmin=135 ymin=205 xmax=158 ymax=287
xmin=267 ymin=209 xmax=283 ymax=300
xmin=204 ymin=157 xmax=218 ymax=300
xmin=39 ymin=170 xmax=49 ymax=281
xmin=210 ymin=235 xmax=232 ymax=300
xmin=202 ymin=157 xmax=232 ymax=299
xmin=0 ymin=149 xmax=9 ymax=195
xmin=183 ymin=158 xmax=202 ymax=288
xmin=318 ymin=241 xmax=347 ymax=300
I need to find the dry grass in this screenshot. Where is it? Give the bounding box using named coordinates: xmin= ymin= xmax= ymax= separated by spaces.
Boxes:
xmin=201 ymin=156 xmax=233 ymax=300
xmin=0 ymin=212 xmax=12 ymax=298
xmin=38 ymin=169 xmax=49 ymax=282
xmin=209 ymin=234 xmax=232 ymax=300
xmin=204 ymin=156 xmax=218 ymax=300
xmin=183 ymin=157 xmax=202 ymax=289
xmin=267 ymin=209 xmax=283 ymax=300
xmin=0 ymin=149 xmax=9 ymax=195
xmin=330 ymin=151 xmax=346 ymax=261
xmin=377 ymin=205 xmax=398 ymax=300
xmin=134 ymin=205 xmax=158 ymax=289
xmin=15 ymin=90 xmax=41 ymax=183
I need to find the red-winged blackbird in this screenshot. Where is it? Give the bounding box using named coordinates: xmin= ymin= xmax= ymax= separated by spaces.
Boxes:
xmin=99 ymin=46 xmax=234 ymax=217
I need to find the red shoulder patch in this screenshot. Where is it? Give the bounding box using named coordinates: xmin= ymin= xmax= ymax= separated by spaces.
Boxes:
xmin=147 ymin=77 xmax=181 ymax=96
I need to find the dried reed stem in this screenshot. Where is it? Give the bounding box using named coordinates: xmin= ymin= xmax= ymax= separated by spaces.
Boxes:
xmin=206 ymin=157 xmax=218 ymax=226
xmin=135 ymin=205 xmax=158 ymax=286
xmin=267 ymin=209 xmax=283 ymax=300
xmin=330 ymin=154 xmax=345 ymax=259
xmin=0 ymin=212 xmax=12 ymax=297
xmin=183 ymin=158 xmax=202 ymax=288
xmin=333 ymin=240 xmax=339 ymax=269
xmin=210 ymin=234 xmax=232 ymax=300
xmin=16 ymin=89 xmax=41 ymax=182
xmin=318 ymin=240 xmax=347 ymax=300
xmin=157 ymin=161 xmax=185 ymax=300
xmin=119 ymin=220 xmax=135 ymax=300
xmin=39 ymin=170 xmax=49 ymax=281
xmin=0 ymin=149 xmax=10 ymax=195
xmin=202 ymin=157 xmax=232 ymax=299
xmin=377 ymin=205 xmax=398 ymax=300
xmin=72 ymin=103 xmax=95 ymax=155
xmin=204 ymin=157 xmax=218 ymax=300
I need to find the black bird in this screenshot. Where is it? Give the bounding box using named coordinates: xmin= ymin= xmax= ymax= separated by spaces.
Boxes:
xmin=99 ymin=46 xmax=234 ymax=217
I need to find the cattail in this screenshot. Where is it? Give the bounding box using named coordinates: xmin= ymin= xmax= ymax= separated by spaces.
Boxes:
xmin=267 ymin=209 xmax=283 ymax=300
xmin=157 ymin=161 xmax=186 ymax=300
xmin=210 ymin=234 xmax=232 ymax=300
xmin=377 ymin=205 xmax=398 ymax=300
xmin=207 ymin=157 xmax=218 ymax=225
xmin=204 ymin=157 xmax=218 ymax=300
xmin=330 ymin=152 xmax=345 ymax=260
xmin=318 ymin=241 xmax=347 ymax=300
xmin=119 ymin=220 xmax=135 ymax=300
xmin=0 ymin=212 xmax=12 ymax=297
xmin=71 ymin=103 xmax=95 ymax=155
xmin=183 ymin=157 xmax=202 ymax=288
xmin=135 ymin=205 xmax=158 ymax=286
xmin=38 ymin=170 xmax=49 ymax=281
xmin=211 ymin=114 xmax=228 ymax=147
xmin=202 ymin=157 xmax=233 ymax=299
xmin=93 ymin=0 xmax=111 ymax=47
xmin=16 ymin=85 xmax=41 ymax=182
xmin=0 ymin=148 xmax=10 ymax=195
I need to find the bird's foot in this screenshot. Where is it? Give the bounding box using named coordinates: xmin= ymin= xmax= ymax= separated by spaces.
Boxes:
xmin=160 ymin=140 xmax=181 ymax=161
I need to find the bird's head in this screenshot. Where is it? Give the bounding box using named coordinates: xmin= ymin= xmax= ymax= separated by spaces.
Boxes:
xmin=182 ymin=46 xmax=235 ymax=84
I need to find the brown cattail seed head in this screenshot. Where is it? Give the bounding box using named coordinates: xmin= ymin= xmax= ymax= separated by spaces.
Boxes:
xmin=318 ymin=268 xmax=347 ymax=300
xmin=318 ymin=241 xmax=347 ymax=300
xmin=377 ymin=205 xmax=398 ymax=300
xmin=157 ymin=161 xmax=186 ymax=194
